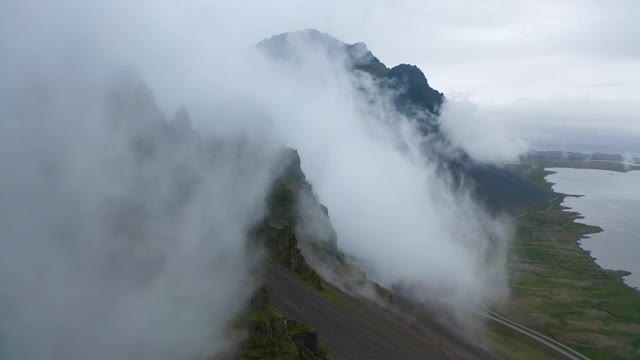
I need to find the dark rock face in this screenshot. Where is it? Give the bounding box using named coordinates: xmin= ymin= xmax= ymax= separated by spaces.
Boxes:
xmin=249 ymin=287 xmax=271 ymax=309
xmin=387 ymin=64 xmax=444 ymax=115
xmin=250 ymin=149 xmax=326 ymax=290
xmin=236 ymin=287 xmax=329 ymax=360
xmin=257 ymin=29 xmax=444 ymax=119
xmin=290 ymin=327 xmax=322 ymax=356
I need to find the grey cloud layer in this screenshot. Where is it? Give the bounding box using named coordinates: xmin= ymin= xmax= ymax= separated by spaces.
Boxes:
xmin=4 ymin=0 xmax=630 ymax=357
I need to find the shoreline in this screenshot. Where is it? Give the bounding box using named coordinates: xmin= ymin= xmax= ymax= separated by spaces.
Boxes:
xmin=544 ymin=169 xmax=638 ymax=290
xmin=500 ymin=162 xmax=640 ymax=358
xmin=557 ymin=194 xmax=635 ymax=285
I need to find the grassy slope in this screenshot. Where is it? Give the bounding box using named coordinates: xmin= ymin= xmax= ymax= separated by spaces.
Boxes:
xmin=487 ymin=321 xmax=569 ymax=360
xmin=499 ymin=161 xmax=640 ymax=359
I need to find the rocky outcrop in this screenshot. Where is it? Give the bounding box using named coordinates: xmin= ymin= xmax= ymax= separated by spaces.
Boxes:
xmin=236 ymin=287 xmax=329 ymax=360
xmin=251 ymin=149 xmax=325 ymax=290
xmin=257 ymin=30 xmax=551 ymax=212
xmin=386 ymin=64 xmax=444 ymax=115
xmin=257 ymin=29 xmax=444 ymax=119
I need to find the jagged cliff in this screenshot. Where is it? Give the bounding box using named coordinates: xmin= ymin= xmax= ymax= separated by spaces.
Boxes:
xmin=250 ymin=149 xmax=326 ymax=291
xmin=257 ymin=29 xmax=551 ymax=212
xmin=235 ymin=287 xmax=329 ymax=360
xmin=244 ymin=150 xmax=491 ymax=360
xmin=258 ymin=29 xmax=444 ymax=119
xmin=91 ymin=36 xmax=530 ymax=359
xmin=104 ymin=69 xmax=333 ymax=360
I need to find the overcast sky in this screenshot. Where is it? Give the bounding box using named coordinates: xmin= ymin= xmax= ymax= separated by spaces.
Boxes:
xmin=192 ymin=0 xmax=640 ymax=157
xmin=3 ymin=0 xmax=639 ymax=156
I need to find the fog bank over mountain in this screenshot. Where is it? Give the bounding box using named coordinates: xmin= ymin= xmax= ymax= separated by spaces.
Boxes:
xmin=0 ymin=62 xmax=288 ymax=358
xmin=1 ymin=1 xmax=517 ymax=357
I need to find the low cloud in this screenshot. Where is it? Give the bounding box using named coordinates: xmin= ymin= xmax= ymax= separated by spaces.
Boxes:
xmin=440 ymin=95 xmax=640 ymax=161
xmin=440 ymin=97 xmax=530 ymax=162
xmin=489 ymin=98 xmax=640 ymax=156
xmin=238 ymin=33 xmax=511 ymax=307
xmin=0 ymin=65 xmax=282 ymax=358
xmin=1 ymin=2 xmax=514 ymax=357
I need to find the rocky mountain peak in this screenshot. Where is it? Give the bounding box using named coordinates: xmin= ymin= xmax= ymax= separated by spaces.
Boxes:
xmin=257 ymin=30 xmax=444 ymax=116
xmin=387 ymin=64 xmax=444 ymax=115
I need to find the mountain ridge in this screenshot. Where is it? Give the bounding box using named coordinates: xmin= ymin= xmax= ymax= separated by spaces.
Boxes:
xmin=257 ymin=29 xmax=445 ymax=118
xmin=97 ymin=34 xmax=550 ymax=358
xmin=257 ymin=29 xmax=551 ymax=212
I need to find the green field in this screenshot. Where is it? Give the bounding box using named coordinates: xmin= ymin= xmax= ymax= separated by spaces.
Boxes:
xmin=497 ymin=162 xmax=640 ymax=359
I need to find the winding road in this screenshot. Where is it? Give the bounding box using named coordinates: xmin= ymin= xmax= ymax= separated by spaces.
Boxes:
xmin=509 ymin=195 xmax=560 ymax=219
xmin=496 ymin=195 xmax=591 ymax=359
xmin=477 ymin=309 xmax=589 ymax=360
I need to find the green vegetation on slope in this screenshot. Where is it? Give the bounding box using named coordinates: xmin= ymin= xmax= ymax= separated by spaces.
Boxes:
xmin=487 ymin=321 xmax=568 ymax=360
xmin=498 ymin=161 xmax=640 ymax=359
xmin=235 ymin=287 xmax=329 ymax=360
xmin=250 ymin=149 xmax=324 ymax=290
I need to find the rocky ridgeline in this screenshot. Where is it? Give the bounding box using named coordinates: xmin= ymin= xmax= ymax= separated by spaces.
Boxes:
xmin=257 ymin=29 xmax=552 ymax=213
xmin=258 ymin=29 xmax=445 ymax=120
xmin=249 ymin=149 xmax=326 ymax=290
xmin=105 ymin=70 xmax=331 ymax=359
xmin=234 ymin=287 xmax=329 ymax=360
